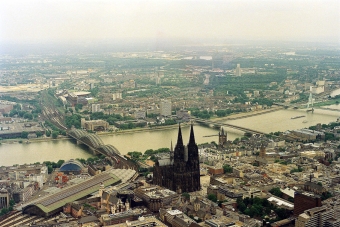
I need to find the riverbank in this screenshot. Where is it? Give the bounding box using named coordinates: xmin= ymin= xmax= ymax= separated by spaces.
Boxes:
xmin=0 ymin=123 xmax=191 ymax=144
xmin=97 ymin=122 xmax=190 ymax=136
xmin=209 ymin=106 xmax=284 ymax=122
xmin=0 ymin=108 xmax=284 ymax=144
xmin=0 ymin=136 xmax=72 ymax=144
xmin=313 ymin=98 xmax=340 ymax=108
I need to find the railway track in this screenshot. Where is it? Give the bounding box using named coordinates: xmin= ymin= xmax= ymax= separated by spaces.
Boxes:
xmin=0 ymin=211 xmax=21 ymax=226
xmin=40 ymin=90 xmax=68 ymax=130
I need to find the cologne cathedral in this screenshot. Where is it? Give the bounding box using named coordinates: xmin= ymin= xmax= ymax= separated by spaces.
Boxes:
xmin=153 ymin=124 xmax=200 ymax=193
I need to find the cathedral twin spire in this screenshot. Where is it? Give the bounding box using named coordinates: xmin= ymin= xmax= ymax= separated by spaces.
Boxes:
xmin=176 ymin=124 xmax=184 ymax=147
xmin=174 ymin=123 xmax=197 ymax=161
xmin=175 ymin=123 xmax=196 ymax=148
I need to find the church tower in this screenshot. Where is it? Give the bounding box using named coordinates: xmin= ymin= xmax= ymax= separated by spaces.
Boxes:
xmin=219 ymin=127 xmax=227 ymax=148
xmin=186 ymin=124 xmax=200 ymax=192
xmin=173 ymin=124 xmax=187 ymax=193
xmin=259 ymin=144 xmax=266 ymax=158
xmin=174 ymin=124 xmax=185 ymax=161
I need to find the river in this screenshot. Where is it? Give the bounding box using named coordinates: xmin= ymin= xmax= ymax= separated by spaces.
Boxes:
xmin=0 ymin=108 xmax=339 ymax=166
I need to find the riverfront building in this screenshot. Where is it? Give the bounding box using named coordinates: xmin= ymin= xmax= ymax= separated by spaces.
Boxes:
xmin=81 ymin=118 xmax=109 ymax=131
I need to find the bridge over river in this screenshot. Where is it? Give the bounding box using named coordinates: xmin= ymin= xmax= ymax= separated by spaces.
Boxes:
xmin=67 ymin=129 xmax=138 ymax=170
xmin=194 ymin=118 xmax=266 ymax=135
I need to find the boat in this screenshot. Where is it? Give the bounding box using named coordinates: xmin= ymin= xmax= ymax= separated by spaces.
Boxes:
xmin=291 ymin=115 xmax=305 ymax=119
xmin=302 ymin=120 xmax=308 ymax=123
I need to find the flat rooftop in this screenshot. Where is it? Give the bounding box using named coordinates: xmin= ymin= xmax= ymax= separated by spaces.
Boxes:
xmin=0 ymin=121 xmax=44 ymax=135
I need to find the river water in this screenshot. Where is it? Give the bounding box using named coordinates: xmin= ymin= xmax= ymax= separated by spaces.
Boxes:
xmin=0 ymin=108 xmax=339 ymax=166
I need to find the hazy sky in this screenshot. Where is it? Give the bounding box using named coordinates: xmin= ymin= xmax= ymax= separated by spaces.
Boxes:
xmin=1 ymin=0 xmax=339 ymax=45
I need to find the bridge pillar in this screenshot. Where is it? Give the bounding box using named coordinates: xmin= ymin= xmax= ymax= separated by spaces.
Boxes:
xmin=89 ymin=147 xmax=97 ymax=155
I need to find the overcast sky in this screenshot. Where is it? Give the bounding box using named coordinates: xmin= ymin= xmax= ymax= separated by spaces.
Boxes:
xmin=1 ymin=0 xmax=339 ymax=45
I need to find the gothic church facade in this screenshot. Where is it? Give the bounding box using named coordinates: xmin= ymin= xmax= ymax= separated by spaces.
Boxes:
xmin=153 ymin=124 xmax=200 ymax=193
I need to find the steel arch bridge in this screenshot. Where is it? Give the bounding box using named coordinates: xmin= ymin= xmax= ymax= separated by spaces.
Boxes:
xmin=80 ymin=133 xmax=104 ymax=148
xmin=68 ymin=129 xmax=104 ymax=149
xmin=68 ymin=129 xmax=138 ymax=170
xmin=97 ymin=144 xmax=121 ymax=156
xmin=68 ymin=129 xmax=88 ymax=140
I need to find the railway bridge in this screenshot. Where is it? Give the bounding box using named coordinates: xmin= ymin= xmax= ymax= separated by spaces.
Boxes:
xmin=68 ymin=129 xmax=137 ymax=170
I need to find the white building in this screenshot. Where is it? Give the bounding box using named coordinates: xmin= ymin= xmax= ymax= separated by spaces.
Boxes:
xmin=160 ymin=99 xmax=172 ymax=117
xmin=310 ymin=80 xmax=325 ymax=94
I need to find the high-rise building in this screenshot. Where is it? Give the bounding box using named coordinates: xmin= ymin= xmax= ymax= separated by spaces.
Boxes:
xmin=235 ymin=64 xmax=241 ymax=76
xmin=155 ymin=73 xmax=161 ymax=85
xmin=92 ymin=104 xmax=101 ymax=113
xmin=160 ymin=99 xmax=172 ymax=117
xmin=153 ymin=124 xmax=201 ymax=193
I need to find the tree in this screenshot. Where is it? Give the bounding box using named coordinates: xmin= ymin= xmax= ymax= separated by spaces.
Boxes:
xmin=52 ymin=131 xmax=59 ymax=139
xmin=0 ymin=207 xmax=8 ymax=216
xmin=47 ymin=165 xmax=53 ymax=174
xmin=269 ymin=187 xmax=283 ymax=197
xmin=182 ymin=192 xmax=190 ymax=201
xmin=21 ymin=131 xmax=29 ymax=139
xmin=290 ymin=167 xmax=303 ymax=173
xmin=208 ymin=194 xmax=217 ymax=203
xmin=23 ymin=112 xmax=33 ymax=120
xmin=65 ymin=114 xmax=82 ymax=129
xmin=321 ymin=192 xmax=332 ymax=200
xmin=36 ymin=131 xmax=43 ymax=137
xmin=223 ymin=164 xmax=233 ymax=173
xmin=57 ymin=160 xmax=65 ymax=167
xmin=9 ymin=199 xmax=15 ymax=206
xmin=46 ymin=130 xmax=51 ymax=137
xmin=233 ymin=138 xmax=240 ymax=144
xmin=237 ymin=197 xmax=246 ymax=212
xmin=75 ymin=104 xmax=83 ymax=112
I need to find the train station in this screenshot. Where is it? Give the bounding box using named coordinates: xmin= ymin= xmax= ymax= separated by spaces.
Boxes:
xmin=22 ymin=168 xmax=137 ymax=217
